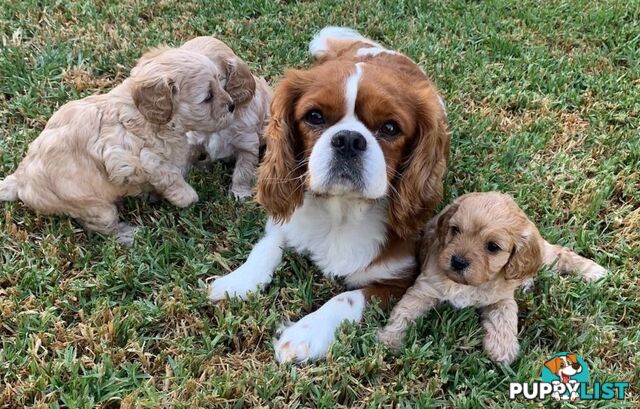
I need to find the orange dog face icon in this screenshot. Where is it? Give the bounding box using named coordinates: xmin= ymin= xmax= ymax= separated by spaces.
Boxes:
xmin=544 ymin=354 xmax=583 ymax=383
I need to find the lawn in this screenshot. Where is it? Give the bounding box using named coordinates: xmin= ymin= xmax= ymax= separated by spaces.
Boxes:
xmin=0 ymin=0 xmax=638 ymax=407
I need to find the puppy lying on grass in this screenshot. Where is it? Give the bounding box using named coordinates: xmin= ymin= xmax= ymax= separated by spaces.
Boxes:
xmin=184 ymin=36 xmax=272 ymax=199
xmin=377 ymin=192 xmax=607 ymax=365
xmin=0 ymin=42 xmax=236 ymax=245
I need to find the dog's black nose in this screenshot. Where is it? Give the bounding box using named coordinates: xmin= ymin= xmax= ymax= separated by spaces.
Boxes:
xmin=572 ymin=363 xmax=581 ymax=370
xmin=331 ymin=131 xmax=367 ymax=158
xmin=450 ymin=255 xmax=469 ymax=272
xmin=228 ymin=103 xmax=235 ymax=113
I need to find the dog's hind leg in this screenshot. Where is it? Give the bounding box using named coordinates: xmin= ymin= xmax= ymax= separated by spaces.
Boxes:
xmin=76 ymin=202 xmax=136 ymax=246
xmin=542 ymin=241 xmax=607 ymax=282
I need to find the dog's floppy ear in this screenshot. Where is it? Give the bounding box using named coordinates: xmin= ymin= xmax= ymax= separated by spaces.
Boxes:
xmin=544 ymin=357 xmax=561 ymax=374
xmin=503 ymin=224 xmax=543 ymax=280
xmin=132 ymin=75 xmax=175 ymax=125
xmin=435 ymin=202 xmax=459 ymax=245
xmin=225 ymin=57 xmax=256 ymax=106
xmin=567 ymin=354 xmax=578 ymax=364
xmin=256 ymin=70 xmax=306 ymax=222
xmin=388 ymin=86 xmax=449 ymax=239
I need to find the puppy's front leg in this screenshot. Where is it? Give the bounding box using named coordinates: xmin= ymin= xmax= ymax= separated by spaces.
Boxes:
xmin=481 ymin=298 xmax=519 ymax=365
xmin=209 ymin=220 xmax=284 ymax=300
xmin=230 ymin=149 xmax=259 ymax=199
xmin=377 ymin=279 xmax=437 ymax=350
xmin=139 ymin=148 xmax=198 ymax=208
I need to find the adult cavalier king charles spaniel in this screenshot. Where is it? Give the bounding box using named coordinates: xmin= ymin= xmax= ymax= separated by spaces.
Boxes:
xmin=209 ymin=27 xmax=449 ymax=363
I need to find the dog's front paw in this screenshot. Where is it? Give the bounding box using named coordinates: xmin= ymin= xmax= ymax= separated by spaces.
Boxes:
xmin=208 ymin=270 xmax=262 ymax=301
xmin=116 ymin=222 xmax=138 ymax=247
xmin=484 ymin=334 xmax=519 ymax=365
xmin=274 ymin=291 xmax=365 ymax=363
xmin=231 ymin=185 xmax=253 ymax=200
xmin=275 ymin=316 xmax=336 ymax=364
xmin=376 ymin=327 xmax=405 ymax=351
xmin=167 ymin=184 xmax=199 ymax=208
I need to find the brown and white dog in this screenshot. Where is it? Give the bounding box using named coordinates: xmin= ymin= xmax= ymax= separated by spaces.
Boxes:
xmin=0 ymin=42 xmax=237 ymax=244
xmin=208 ymin=27 xmax=449 ymax=363
xmin=377 ymin=192 xmax=607 ymax=365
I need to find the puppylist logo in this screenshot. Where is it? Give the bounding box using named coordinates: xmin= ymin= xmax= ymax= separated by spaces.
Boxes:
xmin=509 ymin=352 xmax=629 ymax=401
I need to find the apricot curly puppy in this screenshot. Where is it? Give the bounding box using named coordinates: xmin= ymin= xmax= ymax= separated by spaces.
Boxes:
xmin=0 ymin=44 xmax=235 ymax=245
xmin=377 ymin=192 xmax=607 ymax=364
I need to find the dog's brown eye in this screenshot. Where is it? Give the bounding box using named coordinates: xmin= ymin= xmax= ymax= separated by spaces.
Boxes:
xmin=450 ymin=225 xmax=460 ymax=236
xmin=203 ymin=91 xmax=213 ymax=103
xmin=486 ymin=241 xmax=501 ymax=253
xmin=379 ymin=120 xmax=401 ymax=137
xmin=305 ymin=109 xmax=325 ymax=125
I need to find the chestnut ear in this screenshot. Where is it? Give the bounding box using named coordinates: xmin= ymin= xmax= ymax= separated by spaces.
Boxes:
xmin=132 ymin=76 xmax=175 ymax=125
xmin=503 ymin=224 xmax=543 ymax=280
xmin=435 ymin=202 xmax=459 ymax=244
xmin=225 ymin=57 xmax=256 ymax=106
xmin=256 ymin=70 xmax=306 ymax=222
xmin=388 ymin=86 xmax=449 ymax=238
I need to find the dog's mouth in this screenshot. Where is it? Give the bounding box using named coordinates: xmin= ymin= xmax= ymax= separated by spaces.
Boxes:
xmin=445 ymin=271 xmax=469 ymax=285
xmin=561 ymin=374 xmax=571 ymax=383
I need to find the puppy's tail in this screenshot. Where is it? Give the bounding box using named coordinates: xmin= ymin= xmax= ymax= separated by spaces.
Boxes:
xmin=0 ymin=174 xmax=19 ymax=201
xmin=309 ymin=26 xmax=382 ymax=61
xmin=542 ymin=240 xmax=607 ymax=282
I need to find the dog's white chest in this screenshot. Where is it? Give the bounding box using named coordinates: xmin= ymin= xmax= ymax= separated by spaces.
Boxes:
xmin=282 ymin=196 xmax=388 ymax=277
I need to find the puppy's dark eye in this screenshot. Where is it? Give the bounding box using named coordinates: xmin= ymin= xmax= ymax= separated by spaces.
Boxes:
xmin=379 ymin=120 xmax=401 ymax=137
xmin=450 ymin=225 xmax=460 ymax=236
xmin=203 ymin=91 xmax=213 ymax=103
xmin=305 ymin=109 xmax=325 ymax=125
xmin=486 ymin=241 xmax=501 ymax=253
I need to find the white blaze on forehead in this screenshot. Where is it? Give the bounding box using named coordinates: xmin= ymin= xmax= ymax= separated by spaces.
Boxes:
xmin=344 ymin=63 xmax=364 ymax=117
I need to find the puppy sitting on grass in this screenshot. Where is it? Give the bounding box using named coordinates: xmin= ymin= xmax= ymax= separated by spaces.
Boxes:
xmin=0 ymin=43 xmax=236 ymax=245
xmin=377 ymin=192 xmax=607 ymax=365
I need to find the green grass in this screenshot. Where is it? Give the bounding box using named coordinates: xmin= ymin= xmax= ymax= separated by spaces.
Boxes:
xmin=1 ymin=0 xmax=638 ymax=407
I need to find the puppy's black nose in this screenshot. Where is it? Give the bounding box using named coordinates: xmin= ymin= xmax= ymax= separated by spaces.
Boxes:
xmin=228 ymin=103 xmax=235 ymax=113
xmin=450 ymin=255 xmax=469 ymax=272
xmin=331 ymin=130 xmax=367 ymax=158
xmin=571 ymin=363 xmax=581 ymax=370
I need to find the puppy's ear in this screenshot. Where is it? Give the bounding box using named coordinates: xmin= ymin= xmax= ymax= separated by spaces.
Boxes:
xmin=567 ymin=354 xmax=577 ymax=364
xmin=132 ymin=76 xmax=175 ymax=125
xmin=256 ymin=70 xmax=306 ymax=222
xmin=225 ymin=57 xmax=256 ymax=106
xmin=388 ymin=86 xmax=449 ymax=238
xmin=435 ymin=202 xmax=459 ymax=244
xmin=544 ymin=357 xmax=561 ymax=374
xmin=503 ymin=224 xmax=543 ymax=280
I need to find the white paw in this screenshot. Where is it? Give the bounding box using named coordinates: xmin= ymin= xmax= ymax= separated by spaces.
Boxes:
xmin=208 ymin=268 xmax=263 ymax=301
xmin=274 ymin=291 xmax=365 ymax=363
xmin=582 ymin=265 xmax=607 ymax=282
xmin=275 ymin=316 xmax=337 ymax=363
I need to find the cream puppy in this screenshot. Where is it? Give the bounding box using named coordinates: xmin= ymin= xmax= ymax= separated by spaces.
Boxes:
xmin=377 ymin=192 xmax=607 ymax=364
xmin=183 ymin=36 xmax=273 ymax=198
xmin=0 ymin=45 xmax=235 ymax=244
